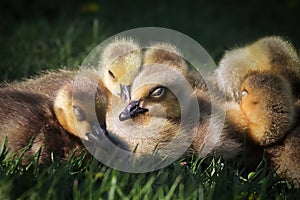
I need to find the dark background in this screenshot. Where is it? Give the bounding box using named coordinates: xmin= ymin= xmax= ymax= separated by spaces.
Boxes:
xmin=1 ymin=0 xmax=299 ymax=81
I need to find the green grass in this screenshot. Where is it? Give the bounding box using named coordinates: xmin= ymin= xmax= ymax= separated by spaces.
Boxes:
xmin=1 ymin=1 xmax=300 ymax=199
xmin=0 ymin=17 xmax=106 ymax=80
xmin=1 ymin=140 xmax=299 ymax=200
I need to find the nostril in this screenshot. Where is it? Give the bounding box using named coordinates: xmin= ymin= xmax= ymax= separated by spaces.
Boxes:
xmin=119 ymin=99 xmax=149 ymax=121
xmin=129 ymin=100 xmax=140 ymax=111
xmin=92 ymin=124 xmax=102 ymax=135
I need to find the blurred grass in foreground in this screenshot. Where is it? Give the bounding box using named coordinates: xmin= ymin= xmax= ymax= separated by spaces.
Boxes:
xmin=1 ymin=141 xmax=299 ymax=199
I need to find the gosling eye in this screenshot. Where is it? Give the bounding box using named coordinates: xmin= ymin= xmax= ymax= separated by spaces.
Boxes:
xmin=108 ymin=70 xmax=116 ymax=79
xmin=241 ymin=90 xmax=248 ymax=98
xmin=73 ymin=106 xmax=86 ymax=121
xmin=150 ymin=87 xmax=165 ymax=98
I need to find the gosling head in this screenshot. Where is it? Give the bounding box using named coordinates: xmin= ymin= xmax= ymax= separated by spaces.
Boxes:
xmin=240 ymin=72 xmax=295 ymax=146
xmin=99 ymin=37 xmax=143 ymax=101
xmin=118 ymin=63 xmax=198 ymax=126
xmin=54 ymin=72 xmax=107 ymax=140
xmin=115 ymin=64 xmax=200 ymax=162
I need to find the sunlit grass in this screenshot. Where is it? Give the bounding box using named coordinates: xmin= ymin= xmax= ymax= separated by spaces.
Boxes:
xmin=0 ymin=140 xmax=299 ymax=199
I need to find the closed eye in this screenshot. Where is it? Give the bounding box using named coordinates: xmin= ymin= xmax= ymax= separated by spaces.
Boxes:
xmin=108 ymin=70 xmax=116 ymax=79
xmin=73 ymin=106 xmax=86 ymax=121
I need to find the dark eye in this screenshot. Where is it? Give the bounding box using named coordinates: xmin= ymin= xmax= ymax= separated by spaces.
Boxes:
xmin=241 ymin=90 xmax=248 ymax=98
xmin=73 ymin=106 xmax=86 ymax=121
xmin=150 ymin=87 xmax=165 ymax=98
xmin=108 ymin=70 xmax=116 ymax=79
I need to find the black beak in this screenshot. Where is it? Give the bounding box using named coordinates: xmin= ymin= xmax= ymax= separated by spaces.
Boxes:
xmin=120 ymin=84 xmax=131 ymax=101
xmin=119 ymin=100 xmax=149 ymax=121
xmin=86 ymin=123 xmax=110 ymax=145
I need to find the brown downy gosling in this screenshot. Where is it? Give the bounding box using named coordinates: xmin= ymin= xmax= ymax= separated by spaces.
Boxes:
xmin=240 ymin=72 xmax=295 ymax=146
xmin=216 ymin=36 xmax=300 ymax=102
